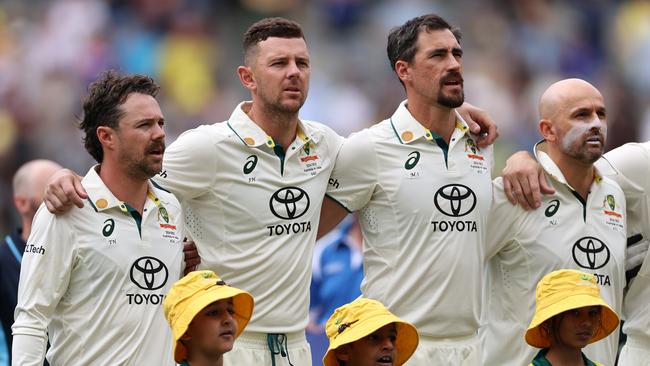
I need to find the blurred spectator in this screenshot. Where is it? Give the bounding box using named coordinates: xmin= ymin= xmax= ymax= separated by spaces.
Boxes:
xmin=0 ymin=159 xmax=61 ymax=366
xmin=307 ymin=215 xmax=363 ymax=365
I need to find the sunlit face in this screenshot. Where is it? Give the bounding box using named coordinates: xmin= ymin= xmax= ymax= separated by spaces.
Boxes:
xmin=336 ymin=324 xmax=398 ymax=366
xmin=405 ymin=29 xmax=464 ymax=108
xmin=183 ymin=299 xmax=238 ymax=358
xmin=113 ymin=93 xmax=165 ymax=180
xmin=248 ymin=37 xmax=310 ymax=115
xmin=547 ymin=306 xmax=601 ymax=349
xmin=552 ymin=87 xmax=607 ymax=164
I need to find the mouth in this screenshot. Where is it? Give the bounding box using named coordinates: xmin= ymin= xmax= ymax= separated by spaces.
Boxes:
xmin=576 ymin=331 xmax=593 ymax=341
xmin=441 ymin=73 xmax=464 ymax=89
xmin=376 ymin=355 xmax=393 ymax=365
xmin=585 ymin=134 xmax=603 ymax=146
xmin=219 ymin=329 xmax=234 ymax=338
xmin=147 ymin=142 xmax=165 ymax=158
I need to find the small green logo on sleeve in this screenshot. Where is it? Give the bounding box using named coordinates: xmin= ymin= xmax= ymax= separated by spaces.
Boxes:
xmin=103 ymin=219 xmax=115 ymax=237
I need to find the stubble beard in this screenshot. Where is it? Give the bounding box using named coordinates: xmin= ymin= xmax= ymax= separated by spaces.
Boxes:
xmin=437 ymin=89 xmax=464 ymax=108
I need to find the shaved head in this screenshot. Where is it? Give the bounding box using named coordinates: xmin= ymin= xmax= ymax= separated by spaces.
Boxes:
xmin=539 ymin=78 xmax=603 ymax=120
xmin=538 ymin=78 xmax=607 ymax=165
xmin=13 ymin=159 xmax=63 ymax=209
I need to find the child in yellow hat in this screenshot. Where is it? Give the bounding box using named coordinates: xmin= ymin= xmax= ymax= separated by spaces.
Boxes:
xmin=163 ymin=271 xmax=254 ymax=366
xmin=525 ymin=269 xmax=620 ymax=366
xmin=323 ymin=298 xmax=419 ymax=366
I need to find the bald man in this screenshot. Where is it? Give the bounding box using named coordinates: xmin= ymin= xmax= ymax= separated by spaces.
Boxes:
xmin=0 ymin=160 xmax=62 ymax=365
xmin=480 ymin=79 xmax=626 ymax=365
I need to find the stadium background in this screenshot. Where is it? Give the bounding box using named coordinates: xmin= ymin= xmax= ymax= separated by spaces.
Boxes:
xmin=0 ymin=0 xmax=647 ymax=233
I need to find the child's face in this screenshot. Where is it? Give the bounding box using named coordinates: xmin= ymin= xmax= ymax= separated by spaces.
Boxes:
xmin=337 ymin=323 xmax=397 ymax=366
xmin=183 ymin=299 xmax=238 ymax=357
xmin=552 ymin=306 xmax=601 ymax=349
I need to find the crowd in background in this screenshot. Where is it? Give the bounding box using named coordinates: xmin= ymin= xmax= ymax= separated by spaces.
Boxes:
xmin=0 ymin=0 xmax=648 ymax=232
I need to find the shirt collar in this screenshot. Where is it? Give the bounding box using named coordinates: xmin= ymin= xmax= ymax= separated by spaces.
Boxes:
xmin=82 ymin=165 xmax=163 ymax=213
xmin=226 ymin=101 xmax=321 ymax=148
xmin=534 ymin=140 xmax=603 ymax=190
xmin=389 ymin=100 xmax=470 ymax=144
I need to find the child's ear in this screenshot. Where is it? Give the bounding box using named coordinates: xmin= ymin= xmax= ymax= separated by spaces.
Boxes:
xmin=180 ymin=332 xmax=191 ymax=342
xmin=335 ymin=344 xmax=351 ymax=361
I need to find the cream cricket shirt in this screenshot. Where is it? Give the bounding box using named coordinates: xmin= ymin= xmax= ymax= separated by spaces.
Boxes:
xmin=12 ymin=166 xmax=183 ymax=366
xmin=597 ymin=142 xmax=650 ymax=344
xmin=483 ymin=142 xmax=626 ymax=366
xmin=155 ymin=102 xmax=343 ymax=333
xmin=325 ymin=100 xmax=493 ymax=338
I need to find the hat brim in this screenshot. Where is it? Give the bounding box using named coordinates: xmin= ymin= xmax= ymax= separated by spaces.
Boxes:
xmin=323 ymin=315 xmax=418 ymax=366
xmin=525 ymin=293 xmax=619 ymax=348
xmin=173 ymin=287 xmax=254 ymax=362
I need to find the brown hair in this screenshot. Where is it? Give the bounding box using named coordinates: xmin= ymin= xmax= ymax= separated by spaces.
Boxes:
xmin=80 ymin=70 xmax=159 ymax=163
xmin=242 ymin=17 xmax=305 ymax=65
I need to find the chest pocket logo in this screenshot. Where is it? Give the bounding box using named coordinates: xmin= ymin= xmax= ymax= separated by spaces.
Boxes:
xmin=102 ymin=219 xmax=115 ymax=237
xmin=404 ymin=151 xmax=420 ymax=170
xmin=243 ymin=155 xmax=258 ymax=174
xmin=545 ymin=200 xmax=560 ymax=217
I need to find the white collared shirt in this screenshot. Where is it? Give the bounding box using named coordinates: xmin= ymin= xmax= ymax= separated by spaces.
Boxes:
xmin=13 ymin=166 xmax=183 ymax=366
xmin=326 ymin=100 xmax=494 ymax=337
xmin=597 ymin=142 xmax=650 ymax=343
xmin=483 ymin=142 xmax=626 ymax=366
xmin=155 ymin=101 xmax=344 ymax=333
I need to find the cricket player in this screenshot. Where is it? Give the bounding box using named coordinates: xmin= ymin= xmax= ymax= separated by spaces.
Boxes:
xmin=320 ymin=14 xmax=493 ymax=365
xmin=505 ymin=145 xmax=650 ymax=366
xmin=12 ymin=71 xmax=184 ymax=365
xmin=42 ymin=17 xmax=499 ymax=366
xmin=483 ymin=78 xmax=626 ymax=366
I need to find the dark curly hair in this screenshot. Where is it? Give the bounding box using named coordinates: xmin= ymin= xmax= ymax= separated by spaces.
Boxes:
xmin=80 ymin=70 xmax=160 ymax=163
xmin=387 ymin=14 xmax=462 ymax=85
xmin=242 ymin=17 xmax=304 ymax=65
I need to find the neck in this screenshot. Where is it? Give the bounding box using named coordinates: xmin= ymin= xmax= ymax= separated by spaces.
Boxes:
xmin=405 ymin=95 xmax=457 ymax=143
xmin=186 ymin=353 xmax=224 ymax=366
xmin=97 ymin=162 xmax=149 ymax=213
xmin=246 ymin=101 xmax=299 ymax=150
xmin=547 ymin=147 xmax=595 ymax=200
xmin=545 ymin=346 xmax=586 ymax=366
xmin=20 ymin=220 xmax=30 ymax=242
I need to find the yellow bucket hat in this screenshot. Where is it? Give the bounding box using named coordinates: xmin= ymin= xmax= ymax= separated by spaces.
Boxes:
xmin=163 ymin=271 xmax=254 ymax=363
xmin=323 ymin=298 xmax=419 ymax=366
xmin=525 ymin=269 xmax=619 ymax=348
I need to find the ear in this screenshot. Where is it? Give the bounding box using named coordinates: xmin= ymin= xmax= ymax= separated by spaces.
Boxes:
xmin=394 ymin=60 xmax=410 ymax=84
xmin=13 ymin=196 xmax=29 ymax=216
xmin=334 ymin=344 xmax=351 ymax=362
xmin=539 ymin=119 xmax=556 ymax=142
xmin=96 ymin=126 xmax=115 ymax=149
xmin=237 ymin=65 xmax=256 ymax=91
xmin=180 ymin=332 xmax=191 ymax=342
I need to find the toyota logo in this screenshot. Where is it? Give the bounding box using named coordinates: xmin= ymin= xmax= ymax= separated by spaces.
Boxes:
xmin=130 ymin=256 xmax=169 ymax=290
xmin=434 ymin=184 xmax=477 ymax=217
xmin=270 ymin=187 xmax=310 ymax=220
xmin=572 ymin=237 xmax=610 ymax=270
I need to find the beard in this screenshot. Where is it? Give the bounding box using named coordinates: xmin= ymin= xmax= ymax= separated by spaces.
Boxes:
xmin=437 ymin=72 xmax=464 ymax=108
xmin=119 ymin=140 xmax=165 ymax=180
xmin=560 ymin=124 xmax=606 ymax=164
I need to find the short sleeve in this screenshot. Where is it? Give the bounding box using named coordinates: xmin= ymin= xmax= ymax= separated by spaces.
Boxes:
xmin=154 ymin=127 xmax=219 ymax=201
xmin=326 ymin=131 xmax=378 ymax=212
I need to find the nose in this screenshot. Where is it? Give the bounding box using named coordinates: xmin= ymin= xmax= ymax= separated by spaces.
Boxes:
xmin=222 ymin=310 xmax=235 ymax=325
xmin=381 ymin=337 xmax=395 ymax=351
xmin=287 ymin=60 xmax=301 ymax=78
xmin=153 ymin=121 xmax=165 ymax=140
xmin=446 ymin=53 xmax=461 ymax=71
